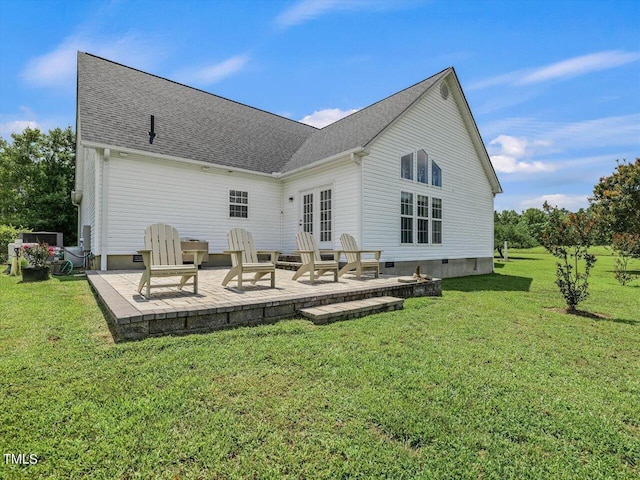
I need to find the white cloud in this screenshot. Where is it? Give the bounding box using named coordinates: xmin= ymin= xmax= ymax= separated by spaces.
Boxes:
xmin=299 ymin=108 xmax=358 ymax=128
xmin=520 ymin=194 xmax=589 ymax=211
xmin=275 ymin=0 xmax=341 ymax=28
xmin=469 ymin=50 xmax=640 ymax=90
xmin=517 ymin=50 xmax=640 ymax=85
xmin=483 ymin=114 xmax=640 ymax=159
xmin=490 ymin=134 xmax=528 ymax=157
xmin=274 ymin=0 xmax=420 ymax=29
xmin=22 ymin=33 xmax=162 ymax=88
xmin=0 ymin=120 xmax=40 ymax=138
xmin=176 ymin=55 xmax=250 ymax=85
xmin=488 ymin=135 xmax=555 ymax=173
xmin=490 ymin=155 xmax=555 ymax=174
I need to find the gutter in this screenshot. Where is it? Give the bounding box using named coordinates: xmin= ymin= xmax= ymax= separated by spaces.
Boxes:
xmin=274 ymin=146 xmax=369 ymax=179
xmin=80 ymin=141 xmax=278 ymax=179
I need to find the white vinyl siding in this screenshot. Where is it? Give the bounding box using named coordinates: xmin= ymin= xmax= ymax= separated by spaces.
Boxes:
xmin=362 ymin=79 xmax=495 ymax=261
xmin=79 ymin=147 xmax=97 ymax=253
xmin=105 ymin=154 xmax=281 ymax=254
xmin=281 ymin=158 xmax=360 ymax=253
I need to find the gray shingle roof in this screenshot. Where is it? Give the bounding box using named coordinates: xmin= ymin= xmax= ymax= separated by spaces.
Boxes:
xmin=77 ymin=55 xmax=479 ymax=184
xmin=77 ymin=52 xmax=316 ymax=174
xmin=280 ymin=68 xmax=451 ymax=172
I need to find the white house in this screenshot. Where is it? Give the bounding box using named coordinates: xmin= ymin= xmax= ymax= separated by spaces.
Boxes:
xmin=73 ymin=52 xmax=502 ymax=277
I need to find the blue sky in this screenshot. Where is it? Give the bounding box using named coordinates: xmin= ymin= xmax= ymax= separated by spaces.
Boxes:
xmin=1 ymin=0 xmax=639 ymax=212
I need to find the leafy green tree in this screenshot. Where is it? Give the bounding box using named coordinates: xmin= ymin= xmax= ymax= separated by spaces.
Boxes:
xmin=0 ymin=127 xmax=76 ymax=244
xmin=541 ymin=202 xmax=597 ymax=312
xmin=494 ymin=209 xmax=539 ymax=257
xmin=520 ymin=207 xmax=548 ymax=244
xmin=590 ymin=158 xmax=640 ymax=253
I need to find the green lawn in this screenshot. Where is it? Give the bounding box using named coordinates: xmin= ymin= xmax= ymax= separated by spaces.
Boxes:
xmin=1 ymin=251 xmax=639 ymax=479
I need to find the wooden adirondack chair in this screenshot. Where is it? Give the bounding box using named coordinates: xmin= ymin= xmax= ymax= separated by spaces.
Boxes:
xmin=292 ymin=232 xmax=339 ymax=284
xmin=222 ymin=228 xmax=279 ymax=290
xmin=337 ymin=233 xmax=381 ymax=279
xmin=137 ymin=223 xmax=204 ymax=298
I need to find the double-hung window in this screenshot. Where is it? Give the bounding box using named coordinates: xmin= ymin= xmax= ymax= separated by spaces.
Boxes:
xmin=417 ymin=195 xmax=429 ymax=244
xmin=400 ymin=192 xmax=413 ymax=244
xmin=432 ymin=198 xmax=442 ymax=244
xmin=401 ymin=194 xmax=442 ymax=245
xmin=229 ymin=190 xmax=248 ymax=218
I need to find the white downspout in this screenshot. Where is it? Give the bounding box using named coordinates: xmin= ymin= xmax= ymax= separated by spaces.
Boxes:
xmin=350 ymin=152 xmax=365 ymax=251
xmin=100 ymin=148 xmax=110 ymax=270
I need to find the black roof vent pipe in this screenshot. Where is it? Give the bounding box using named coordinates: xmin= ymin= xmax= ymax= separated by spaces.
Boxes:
xmin=149 ymin=115 xmax=156 ymax=144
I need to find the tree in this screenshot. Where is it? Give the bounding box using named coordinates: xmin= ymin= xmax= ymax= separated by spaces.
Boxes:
xmin=541 ymin=202 xmax=597 ymax=312
xmin=590 ymin=158 xmax=640 ymax=253
xmin=520 ymin=207 xmax=548 ymax=245
xmin=494 ymin=209 xmax=539 ymax=257
xmin=0 ymin=127 xmax=76 ymax=244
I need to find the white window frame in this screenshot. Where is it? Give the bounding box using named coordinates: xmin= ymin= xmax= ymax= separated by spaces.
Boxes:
xmin=417 ymin=194 xmax=429 ymax=244
xmin=229 ymin=189 xmax=248 ymax=219
xmin=417 ymin=149 xmax=428 ymax=184
xmin=432 ymin=160 xmax=442 ymax=188
xmin=300 ymin=185 xmax=334 ymax=249
xmin=400 ymin=149 xmax=442 ymax=188
xmin=400 ymin=191 xmax=414 ymax=244
xmin=401 ymin=153 xmax=414 ymax=181
xmin=399 ymin=192 xmax=443 ymax=246
xmin=432 ymin=197 xmax=442 ymax=244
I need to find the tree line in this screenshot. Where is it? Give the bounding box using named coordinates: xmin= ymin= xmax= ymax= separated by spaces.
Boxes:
xmin=496 ymin=158 xmax=640 ymax=309
xmin=495 ymin=158 xmax=640 ymax=257
xmin=0 ymin=127 xmax=76 ymax=263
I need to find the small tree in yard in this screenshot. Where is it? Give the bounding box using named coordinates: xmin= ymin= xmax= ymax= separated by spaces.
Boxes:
xmin=541 ymin=202 xmax=597 ymax=312
xmin=612 ymin=233 xmax=640 ymax=285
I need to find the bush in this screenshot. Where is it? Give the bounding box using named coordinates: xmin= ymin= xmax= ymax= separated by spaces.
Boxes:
xmin=0 ymin=225 xmax=24 ymax=265
xmin=541 ymin=204 xmax=597 ymax=312
xmin=612 ymin=233 xmax=640 ymax=285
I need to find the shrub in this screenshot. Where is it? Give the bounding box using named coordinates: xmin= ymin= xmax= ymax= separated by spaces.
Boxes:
xmin=541 ymin=203 xmax=597 ymax=312
xmin=612 ymin=233 xmax=640 ymax=285
xmin=21 ymin=242 xmax=54 ymax=268
xmin=0 ymin=225 xmax=24 ymax=265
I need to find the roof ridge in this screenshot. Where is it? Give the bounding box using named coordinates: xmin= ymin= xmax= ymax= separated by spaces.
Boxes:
xmin=79 ymin=51 xmax=318 ymax=131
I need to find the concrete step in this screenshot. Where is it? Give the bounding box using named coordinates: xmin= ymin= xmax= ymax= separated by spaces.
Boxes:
xmin=299 ymin=296 xmax=404 ymax=324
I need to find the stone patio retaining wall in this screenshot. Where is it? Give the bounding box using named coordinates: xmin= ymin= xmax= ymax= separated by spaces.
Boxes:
xmin=88 ymin=272 xmax=441 ymax=341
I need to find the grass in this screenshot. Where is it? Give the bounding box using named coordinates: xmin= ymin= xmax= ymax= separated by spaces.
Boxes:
xmin=1 ymin=251 xmax=639 ymax=479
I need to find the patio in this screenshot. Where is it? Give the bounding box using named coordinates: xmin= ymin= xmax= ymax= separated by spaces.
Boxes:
xmin=88 ymin=267 xmax=441 ymax=341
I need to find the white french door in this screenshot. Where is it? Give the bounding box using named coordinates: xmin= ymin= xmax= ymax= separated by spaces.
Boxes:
xmin=300 ymin=186 xmax=333 ymax=249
